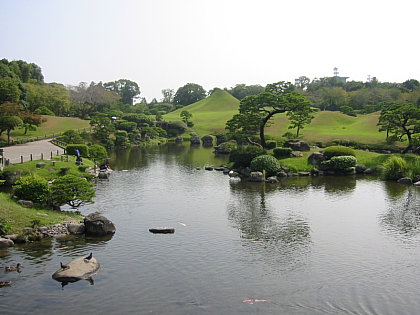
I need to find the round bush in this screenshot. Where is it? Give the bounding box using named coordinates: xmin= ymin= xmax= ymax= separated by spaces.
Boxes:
xmin=34 ymin=106 xmax=54 ymax=116
xmin=66 ymin=144 xmax=89 ymax=157
xmin=13 ymin=175 xmax=50 ymax=205
xmin=265 ymin=141 xmax=277 ymax=149
xmin=382 ymin=156 xmax=408 ymax=180
xmin=229 ymin=146 xmax=266 ymax=168
xmin=323 ymin=146 xmax=356 ymax=160
xmin=250 ymin=155 xmax=282 ymax=176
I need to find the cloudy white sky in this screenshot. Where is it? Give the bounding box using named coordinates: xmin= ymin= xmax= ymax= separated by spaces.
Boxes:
xmin=1 ymin=0 xmax=419 ymax=101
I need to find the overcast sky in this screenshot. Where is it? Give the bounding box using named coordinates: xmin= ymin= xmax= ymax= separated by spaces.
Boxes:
xmin=1 ymin=0 xmax=419 ymax=101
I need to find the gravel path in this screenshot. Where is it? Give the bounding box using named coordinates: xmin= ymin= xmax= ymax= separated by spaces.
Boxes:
xmin=1 ymin=139 xmax=64 ymax=164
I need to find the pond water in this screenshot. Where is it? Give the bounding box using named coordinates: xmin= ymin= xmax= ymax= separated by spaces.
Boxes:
xmin=1 ymin=143 xmax=420 ymax=314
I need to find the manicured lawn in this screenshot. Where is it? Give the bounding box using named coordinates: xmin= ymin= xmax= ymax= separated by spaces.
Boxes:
xmin=0 ymin=193 xmax=82 ymax=234
xmin=8 ymin=115 xmax=91 ymax=140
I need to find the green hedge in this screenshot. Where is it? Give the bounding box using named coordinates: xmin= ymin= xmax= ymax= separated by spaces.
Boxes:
xmin=66 ymin=144 xmax=89 ymax=157
xmin=323 ymin=146 xmax=356 ymax=160
xmin=88 ymin=144 xmax=108 ymax=160
xmin=273 ymin=147 xmax=292 ymax=158
xmin=229 ymin=146 xmax=266 ymax=168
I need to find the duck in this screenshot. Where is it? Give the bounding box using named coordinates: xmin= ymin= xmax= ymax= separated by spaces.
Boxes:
xmin=0 ymin=281 xmax=12 ymax=287
xmin=5 ymin=263 xmax=21 ymax=272
xmin=84 ymin=252 xmax=92 ymax=261
xmin=60 ymin=262 xmax=70 ymax=270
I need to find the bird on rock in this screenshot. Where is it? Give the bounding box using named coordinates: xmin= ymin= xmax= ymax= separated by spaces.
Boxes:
xmin=5 ymin=263 xmax=21 ymax=272
xmin=84 ymin=252 xmax=93 ymax=261
xmin=60 ymin=262 xmax=70 ymax=270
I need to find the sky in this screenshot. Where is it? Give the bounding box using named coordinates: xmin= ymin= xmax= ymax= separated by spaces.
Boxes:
xmin=1 ymin=0 xmax=420 ymax=101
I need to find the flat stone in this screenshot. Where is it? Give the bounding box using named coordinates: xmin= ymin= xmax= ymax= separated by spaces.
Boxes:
xmin=36 ymin=162 xmax=47 ymax=168
xmin=205 ymin=166 xmax=214 ymax=171
xmin=18 ymin=200 xmax=34 ymax=208
xmin=298 ymin=172 xmax=310 ymax=176
xmin=149 ymin=227 xmax=175 ymax=234
xmin=414 ymin=181 xmax=420 ymax=186
xmin=397 ymin=177 xmax=412 ymax=185
xmin=52 ymin=257 xmax=100 ymax=283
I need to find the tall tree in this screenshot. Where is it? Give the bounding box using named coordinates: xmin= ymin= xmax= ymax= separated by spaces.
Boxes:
xmin=161 ymin=88 xmax=174 ymax=103
xmin=226 ymin=82 xmax=312 ymax=147
xmin=104 ymin=79 xmax=140 ymax=105
xmin=287 ymin=106 xmax=314 ymax=137
xmin=0 ymin=116 xmax=23 ymax=144
xmin=227 ymin=84 xmax=265 ymax=100
xmin=0 ymin=77 xmax=21 ymax=104
xmin=377 ymin=103 xmax=420 ymax=152
xmin=173 ymin=83 xmax=206 ymax=106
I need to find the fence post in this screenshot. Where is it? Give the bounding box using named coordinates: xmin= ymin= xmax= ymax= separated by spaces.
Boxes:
xmin=21 ymin=156 xmax=23 ymax=164
xmin=57 ymin=150 xmax=59 ymax=156
xmin=30 ymin=153 xmax=33 ymax=161
xmin=51 ymin=151 xmax=53 ymax=159
xmin=41 ymin=153 xmax=44 ymax=160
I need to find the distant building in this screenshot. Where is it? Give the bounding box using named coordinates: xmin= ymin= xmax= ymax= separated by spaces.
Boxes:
xmin=333 ymin=67 xmax=349 ymax=83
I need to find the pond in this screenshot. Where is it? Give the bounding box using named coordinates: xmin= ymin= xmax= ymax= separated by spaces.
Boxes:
xmin=1 ymin=143 xmax=420 ymax=314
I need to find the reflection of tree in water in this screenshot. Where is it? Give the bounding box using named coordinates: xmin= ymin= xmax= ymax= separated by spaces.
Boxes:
xmin=228 ymin=181 xmax=311 ymax=272
xmin=317 ymin=176 xmax=356 ymax=196
xmin=110 ymin=147 xmax=150 ymax=170
xmin=381 ymin=186 xmax=420 ymax=238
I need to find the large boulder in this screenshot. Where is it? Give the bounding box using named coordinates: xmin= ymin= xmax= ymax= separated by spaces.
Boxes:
xmin=190 ymin=136 xmax=201 ymax=145
xmin=284 ymin=140 xmax=310 ymax=151
xmin=397 ymin=177 xmax=412 ymax=185
xmin=84 ymin=212 xmax=116 ymax=236
xmin=201 ymin=135 xmax=213 ymax=147
xmin=0 ymin=237 xmax=14 ymax=248
xmin=52 ymin=256 xmax=100 ymax=283
xmin=308 ymin=152 xmax=325 ymax=166
xmin=355 ymin=164 xmax=367 ymax=174
xmin=18 ymin=200 xmax=34 ymax=208
xmin=67 ymin=223 xmax=85 ymax=235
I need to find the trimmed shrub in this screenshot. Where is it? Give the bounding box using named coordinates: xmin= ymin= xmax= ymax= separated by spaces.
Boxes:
xmin=229 ymin=146 xmax=266 ymax=168
xmin=115 ymin=130 xmax=130 ymax=148
xmin=216 ymin=140 xmax=237 ymax=154
xmin=250 ymin=154 xmax=282 ymax=176
xmin=323 ymin=146 xmax=356 ymax=160
xmin=327 ymin=156 xmax=357 ymax=171
xmin=88 ymin=144 xmax=108 ymax=160
xmin=51 ymin=175 xmax=95 ymax=208
xmin=13 ymin=175 xmax=50 ymax=205
xmin=265 ymin=141 xmax=277 ymax=149
xmin=34 ymin=106 xmax=54 ymax=116
xmin=382 ymin=156 xmax=408 ymax=180
xmin=66 ymin=144 xmax=89 ymax=157
xmin=273 ymin=147 xmax=292 ymax=158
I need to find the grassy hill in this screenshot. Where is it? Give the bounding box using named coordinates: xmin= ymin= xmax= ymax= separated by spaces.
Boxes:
xmin=164 ymin=90 xmax=387 ymax=144
xmin=8 ymin=115 xmax=91 ymax=140
xmin=266 ymin=111 xmax=385 ymax=144
xmin=163 ymin=89 xmax=240 ymax=135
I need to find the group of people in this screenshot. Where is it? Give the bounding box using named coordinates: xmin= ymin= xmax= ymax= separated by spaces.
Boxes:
xmin=74 ymin=147 xmax=111 ymax=172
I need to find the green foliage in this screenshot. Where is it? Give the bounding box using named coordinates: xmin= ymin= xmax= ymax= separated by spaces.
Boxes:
xmin=104 ymin=79 xmax=140 ymax=105
xmin=323 ymin=146 xmax=356 ymax=160
xmin=167 ymin=121 xmax=187 ymax=137
xmin=217 ymin=140 xmax=238 ymax=153
xmin=66 ymin=144 xmax=89 ymax=156
xmin=250 ymin=154 xmax=282 ymax=176
xmin=34 ymin=106 xmax=55 ymax=115
xmin=50 ymin=175 xmax=95 ymax=208
xmin=180 ymin=110 xmax=192 ymax=124
xmin=88 ymin=144 xmax=108 ymax=160
xmin=226 ymin=84 xmax=265 ymax=100
xmin=60 ymin=129 xmax=84 ymax=144
xmin=116 ymin=120 xmax=137 ymax=132
xmin=323 ymin=156 xmax=357 ymax=171
xmin=340 ymin=105 xmax=356 ymax=116
xmin=273 ymin=147 xmax=292 ymax=158
xmin=115 ymin=130 xmax=130 ymax=148
xmin=13 ymin=175 xmax=50 ymax=205
xmin=0 ymin=216 xmax=10 ymax=235
xmin=265 ymin=141 xmax=277 ymax=149
xmin=229 ymin=145 xmax=266 ymax=168
xmin=382 ymin=156 xmax=409 ymax=180
xmin=173 ymin=83 xmax=206 ymax=106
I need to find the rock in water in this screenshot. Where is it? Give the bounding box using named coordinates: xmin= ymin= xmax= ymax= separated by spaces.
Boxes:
xmin=149 ymin=227 xmax=175 ymax=234
xmin=52 ymin=257 xmax=100 ymax=283
xmin=84 ymin=212 xmax=116 ymax=236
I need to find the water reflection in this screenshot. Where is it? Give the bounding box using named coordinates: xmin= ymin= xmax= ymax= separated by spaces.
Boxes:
xmin=227 ymin=181 xmax=311 ymax=272
xmin=381 ymin=185 xmax=420 ymax=238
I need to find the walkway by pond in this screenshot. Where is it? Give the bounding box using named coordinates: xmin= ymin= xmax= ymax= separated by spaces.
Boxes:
xmin=1 ymin=139 xmax=64 ymax=165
